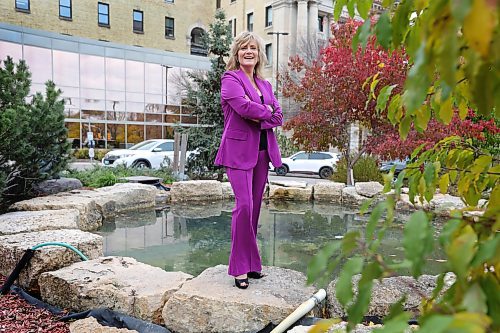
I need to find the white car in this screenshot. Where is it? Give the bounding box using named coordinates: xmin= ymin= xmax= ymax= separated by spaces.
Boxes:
xmin=102 ymin=139 xmax=188 ymax=169
xmin=274 ymin=151 xmax=339 ymax=179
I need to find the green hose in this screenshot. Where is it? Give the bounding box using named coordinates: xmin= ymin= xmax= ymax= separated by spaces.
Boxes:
xmin=31 ymin=242 xmax=89 ymax=261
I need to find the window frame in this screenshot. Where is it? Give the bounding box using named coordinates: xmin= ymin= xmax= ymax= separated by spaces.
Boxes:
xmin=247 ymin=12 xmax=254 ymax=32
xmin=318 ymin=15 xmax=324 ymax=32
xmin=15 ymin=0 xmax=30 ymax=12
xmin=229 ymin=18 xmax=236 ymax=37
xmin=165 ymin=16 xmax=175 ymax=39
xmin=59 ymin=0 xmax=72 ymax=20
xmin=97 ymin=2 xmax=110 ymax=27
xmin=265 ymin=6 xmax=273 ymax=27
xmin=165 ymin=0 xmax=174 ymax=3
xmin=265 ymin=43 xmax=272 ymax=65
xmin=133 ymin=10 xmax=144 ymax=33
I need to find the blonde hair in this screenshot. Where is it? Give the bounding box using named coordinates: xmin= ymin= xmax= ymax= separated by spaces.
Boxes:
xmin=226 ymin=31 xmax=268 ymax=79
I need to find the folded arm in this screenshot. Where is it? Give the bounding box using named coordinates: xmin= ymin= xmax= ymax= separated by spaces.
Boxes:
xmin=260 ymin=89 xmax=284 ymax=129
xmin=221 ymin=72 xmax=272 ymax=121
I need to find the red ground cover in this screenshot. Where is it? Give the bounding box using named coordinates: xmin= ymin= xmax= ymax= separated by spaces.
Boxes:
xmin=0 ymin=274 xmax=70 ymax=333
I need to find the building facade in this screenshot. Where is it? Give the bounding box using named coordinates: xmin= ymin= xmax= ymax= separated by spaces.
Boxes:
xmin=0 ymin=0 xmax=214 ymax=149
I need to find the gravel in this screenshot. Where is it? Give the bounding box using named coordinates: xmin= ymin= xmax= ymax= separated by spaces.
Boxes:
xmin=0 ymin=274 xmax=70 ymax=333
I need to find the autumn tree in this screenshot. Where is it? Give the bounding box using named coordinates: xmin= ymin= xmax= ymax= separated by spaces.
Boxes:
xmin=308 ymin=1 xmax=499 ymax=332
xmin=184 ymin=10 xmax=232 ymax=180
xmin=282 ymin=19 xmax=408 ymax=184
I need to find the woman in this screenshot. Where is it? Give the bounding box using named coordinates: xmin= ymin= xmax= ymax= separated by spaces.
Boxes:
xmin=215 ymin=31 xmax=283 ymax=289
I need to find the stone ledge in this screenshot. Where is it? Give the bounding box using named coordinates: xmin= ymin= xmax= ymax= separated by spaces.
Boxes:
xmin=0 ymin=209 xmax=79 ymax=235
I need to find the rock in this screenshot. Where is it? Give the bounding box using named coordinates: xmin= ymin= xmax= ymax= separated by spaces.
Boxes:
xmin=10 ymin=195 xmax=103 ymax=231
xmin=221 ymin=182 xmax=234 ymax=200
xmin=354 ymin=182 xmax=383 ymax=198
xmin=170 ymin=201 xmax=234 ymax=219
xmin=0 ymin=229 xmax=102 ymax=291
xmin=69 ymin=317 xmax=138 ymax=332
xmin=0 ymin=209 xmax=79 ymax=235
xmin=170 ymin=180 xmax=223 ymax=202
xmin=163 ymin=265 xmax=318 ymax=333
xmin=93 ymin=183 xmax=157 ymax=212
xmin=270 ymin=180 xmax=308 ymax=188
xmin=155 ymin=190 xmax=171 ymax=205
xmin=39 ymin=256 xmax=192 ymax=325
xmin=327 ymin=275 xmax=440 ymax=318
xmin=341 ymin=187 xmax=368 ymax=207
xmin=428 ymin=194 xmax=466 ymax=216
xmin=33 ymin=177 xmax=83 ymax=195
xmin=313 ymin=182 xmax=345 ymax=203
xmin=269 ymin=185 xmax=312 ymax=201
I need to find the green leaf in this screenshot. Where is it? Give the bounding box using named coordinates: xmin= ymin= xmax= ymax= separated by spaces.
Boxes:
xmin=387 ymin=93 xmax=402 ymax=125
xmin=347 ymin=0 xmax=356 ymax=17
xmin=342 ymin=231 xmax=361 ymax=255
xmin=309 ymin=319 xmax=342 ymax=333
xmin=438 ymin=97 xmax=453 ymax=125
xmin=334 ymin=0 xmax=348 ymax=21
xmin=462 ymin=283 xmax=488 ymax=314
xmin=471 ymin=235 xmax=499 ymax=267
xmin=375 ymin=11 xmax=392 ymax=49
xmin=470 ymin=155 xmax=492 ymax=174
xmin=480 ymin=275 xmax=500 ymax=329
xmin=450 ymin=0 xmax=472 ymax=22
xmin=415 ymin=104 xmax=431 ymax=131
xmin=485 ymin=185 xmax=500 ymax=217
xmin=447 ymin=225 xmax=477 ymax=281
xmin=439 ymin=173 xmax=450 ymax=194
xmin=366 ymin=202 xmax=386 ymax=243
xmin=376 ymin=84 xmax=397 ymax=113
xmin=403 ymin=211 xmax=434 ymax=277
xmin=473 ymin=60 xmax=495 ymax=116
xmin=399 ymin=114 xmax=412 ymax=140
xmin=356 ymin=19 xmax=372 ymax=52
xmin=336 ymin=256 xmax=364 ymax=307
xmin=392 ymin=0 xmax=412 ymax=46
xmin=307 ymin=241 xmax=341 ymax=283
xmin=463 ymin=0 xmax=496 ymax=57
xmin=356 ymin=0 xmax=372 ymax=19
xmin=418 ymin=315 xmax=453 ymax=333
xmin=404 ymin=43 xmax=430 ymax=114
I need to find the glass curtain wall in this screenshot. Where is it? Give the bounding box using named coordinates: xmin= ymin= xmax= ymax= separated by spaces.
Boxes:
xmin=0 ymin=40 xmax=198 ymax=149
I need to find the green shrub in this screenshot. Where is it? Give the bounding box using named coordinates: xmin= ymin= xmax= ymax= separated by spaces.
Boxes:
xmin=67 ymin=164 xmax=175 ymax=188
xmin=332 ymin=154 xmax=382 ymax=183
xmin=72 ymin=148 xmax=109 ymax=161
xmin=277 ymin=132 xmax=300 ymax=157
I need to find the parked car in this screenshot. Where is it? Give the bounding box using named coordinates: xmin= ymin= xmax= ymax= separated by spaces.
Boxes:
xmin=273 ymin=151 xmax=339 ymax=179
xmin=102 ymin=139 xmax=189 ymax=169
xmin=379 ymin=159 xmax=408 ymax=176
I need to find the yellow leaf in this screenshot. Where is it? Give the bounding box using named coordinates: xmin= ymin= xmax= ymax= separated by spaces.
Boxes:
xmin=308 ymin=319 xmax=342 ymax=333
xmin=439 ymin=97 xmax=453 ymax=124
xmin=463 ymin=0 xmax=497 ymax=57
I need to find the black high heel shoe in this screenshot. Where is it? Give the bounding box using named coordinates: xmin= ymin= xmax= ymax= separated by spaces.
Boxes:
xmin=248 ymin=271 xmax=266 ymax=279
xmin=235 ymin=277 xmax=249 ymax=289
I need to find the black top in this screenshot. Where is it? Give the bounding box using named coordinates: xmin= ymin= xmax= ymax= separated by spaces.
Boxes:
xmin=259 ymin=95 xmax=267 ymax=151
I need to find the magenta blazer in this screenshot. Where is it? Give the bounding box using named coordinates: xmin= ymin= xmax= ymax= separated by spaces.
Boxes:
xmin=215 ymin=69 xmax=283 ymax=170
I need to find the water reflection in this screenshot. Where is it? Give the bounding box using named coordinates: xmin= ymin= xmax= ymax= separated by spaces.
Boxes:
xmin=96 ymin=202 xmax=446 ymax=277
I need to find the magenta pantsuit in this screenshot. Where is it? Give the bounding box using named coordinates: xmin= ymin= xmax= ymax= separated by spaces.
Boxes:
xmin=215 ymin=70 xmax=283 ymax=277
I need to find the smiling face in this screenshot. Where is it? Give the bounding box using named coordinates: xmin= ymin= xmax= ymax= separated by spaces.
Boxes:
xmin=237 ymin=40 xmax=259 ymax=71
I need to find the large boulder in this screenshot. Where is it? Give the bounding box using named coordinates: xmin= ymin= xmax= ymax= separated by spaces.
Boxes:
xmin=162 ymin=265 xmax=318 ymax=333
xmin=354 ymin=182 xmax=383 ymax=198
xmin=221 ymin=182 xmax=234 ymax=200
xmin=341 ymin=187 xmax=369 ymax=207
xmin=0 ymin=209 xmax=79 ymax=235
xmin=92 ymin=183 xmax=157 ymax=212
xmin=0 ymin=229 xmax=102 ymax=291
xmin=10 ymin=195 xmax=102 ymax=231
xmin=313 ymin=182 xmax=345 ymax=203
xmin=39 ymin=256 xmax=192 ymax=325
xmin=269 ymin=185 xmax=312 ymax=201
xmin=327 ymin=275 xmax=443 ymax=318
xmin=33 ymin=177 xmax=83 ymax=195
xmin=170 ymin=180 xmax=223 ymax=202
xmin=69 ymin=317 xmax=138 ymax=333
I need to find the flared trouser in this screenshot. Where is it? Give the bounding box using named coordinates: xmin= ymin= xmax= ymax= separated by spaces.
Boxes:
xmin=226 ymin=150 xmax=270 ymax=277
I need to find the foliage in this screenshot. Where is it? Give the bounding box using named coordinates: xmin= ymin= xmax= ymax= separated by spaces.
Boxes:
xmin=72 ymin=148 xmax=109 ymax=161
xmin=184 ymin=10 xmax=232 ymax=180
xmin=282 ymin=19 xmax=408 ymax=184
xmin=332 ymin=155 xmax=383 ymax=183
xmin=277 ymin=132 xmax=300 ymax=157
xmin=308 ymin=1 xmax=499 ymax=332
xmin=66 ymin=164 xmax=175 ymax=188
xmin=0 ymin=57 xmax=70 ymax=211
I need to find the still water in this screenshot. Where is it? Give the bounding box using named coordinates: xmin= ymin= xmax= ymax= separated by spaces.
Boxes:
xmin=96 ymin=201 xmax=446 ymax=277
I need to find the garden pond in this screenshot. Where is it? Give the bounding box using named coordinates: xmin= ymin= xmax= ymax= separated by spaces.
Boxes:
xmin=96 ymin=201 xmax=447 ymax=277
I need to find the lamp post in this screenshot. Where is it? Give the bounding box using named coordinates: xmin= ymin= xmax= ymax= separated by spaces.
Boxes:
xmin=267 ymin=31 xmax=289 ymax=94
xmin=161 ymin=65 xmax=173 ymax=106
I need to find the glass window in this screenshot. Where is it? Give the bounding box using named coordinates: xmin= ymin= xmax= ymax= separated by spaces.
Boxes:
xmin=265 ymin=43 xmax=272 ymax=65
xmin=127 ymin=112 xmax=145 ymax=122
xmin=294 ymin=152 xmax=308 ymax=160
xmin=216 ymin=0 xmax=221 ymax=9
xmin=106 ymin=110 xmax=126 ymax=121
xmin=15 ymin=0 xmax=29 ymax=11
xmin=145 ymin=113 xmax=162 ymax=122
xmin=133 ymin=10 xmax=144 ymax=33
xmin=146 ymin=125 xmax=162 ymax=139
xmin=59 ymin=0 xmax=71 ymax=19
xmin=157 ymin=142 xmax=174 ymax=151
xmin=53 ymin=50 xmax=79 ymax=87
xmin=145 ymin=63 xmax=163 ymax=94
xmin=126 ymin=60 xmax=144 ymax=93
xmin=106 ymin=123 xmax=125 ymax=148
xmin=165 ymin=0 xmax=174 ymax=3
xmin=105 ymin=58 xmax=125 ymax=91
xmin=98 ymin=2 xmax=109 ymax=26
xmin=190 ymin=28 xmax=207 ymax=57
xmin=318 ymin=16 xmax=324 ymax=32
xmin=127 ymin=124 xmax=144 ymax=144
xmin=165 ymin=17 xmax=175 ymax=38
xmin=23 ymin=45 xmax=52 ymax=84
xmin=247 ymin=13 xmax=254 ymax=32
xmin=0 ymin=41 xmax=23 ymax=62
xmin=80 ymin=54 xmax=105 ymax=88
xmin=229 ymin=19 xmax=236 ymax=37
xmin=265 ymin=6 xmax=273 ymax=27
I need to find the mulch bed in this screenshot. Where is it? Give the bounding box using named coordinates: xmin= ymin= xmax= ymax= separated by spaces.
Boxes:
xmin=0 ymin=274 xmax=70 ymax=333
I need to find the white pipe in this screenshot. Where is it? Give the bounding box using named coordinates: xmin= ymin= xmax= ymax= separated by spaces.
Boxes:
xmin=270 ymin=289 xmax=327 ymax=333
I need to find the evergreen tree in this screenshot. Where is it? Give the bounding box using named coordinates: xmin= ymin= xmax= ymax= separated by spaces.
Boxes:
xmin=0 ymin=57 xmax=70 ymax=210
xmin=185 ymin=9 xmax=232 ymax=180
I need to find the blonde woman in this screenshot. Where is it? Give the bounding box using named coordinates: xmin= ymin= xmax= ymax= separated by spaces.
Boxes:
xmin=215 ymin=31 xmax=283 ymax=289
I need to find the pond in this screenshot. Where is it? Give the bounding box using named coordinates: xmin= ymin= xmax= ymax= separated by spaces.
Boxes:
xmin=96 ymin=201 xmax=446 ymax=278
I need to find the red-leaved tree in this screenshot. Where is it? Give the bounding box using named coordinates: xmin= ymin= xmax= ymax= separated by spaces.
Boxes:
xmin=282 ymin=19 xmax=408 ymax=184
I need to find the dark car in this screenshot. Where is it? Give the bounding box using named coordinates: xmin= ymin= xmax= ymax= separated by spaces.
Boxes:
xmin=379 ymin=159 xmax=407 ymax=176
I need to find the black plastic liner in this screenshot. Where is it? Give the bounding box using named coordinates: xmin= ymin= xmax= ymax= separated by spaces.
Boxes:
xmin=10 ymin=286 xmax=170 ymax=333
